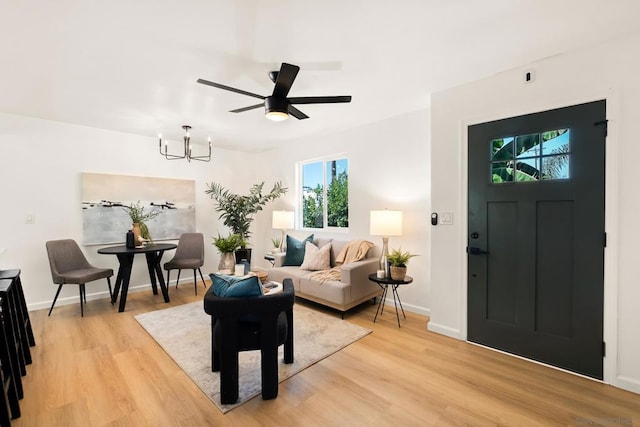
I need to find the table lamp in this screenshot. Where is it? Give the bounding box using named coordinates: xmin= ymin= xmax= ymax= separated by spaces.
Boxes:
xmin=272 ymin=211 xmax=294 ymax=252
xmin=370 ymin=210 xmax=403 ymax=277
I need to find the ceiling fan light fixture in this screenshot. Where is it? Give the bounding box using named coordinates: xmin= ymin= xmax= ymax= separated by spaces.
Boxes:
xmin=266 ymin=110 xmax=289 ymax=121
xmin=265 ymin=96 xmax=289 ymax=121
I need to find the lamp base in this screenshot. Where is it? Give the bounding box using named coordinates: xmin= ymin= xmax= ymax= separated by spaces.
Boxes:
xmin=279 ymin=229 xmax=286 ymax=253
xmin=379 ymin=237 xmax=389 ymax=278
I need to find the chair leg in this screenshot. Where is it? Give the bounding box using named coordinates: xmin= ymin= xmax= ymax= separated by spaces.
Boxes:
xmin=198 ymin=268 xmax=206 ymax=289
xmin=13 ymin=276 xmax=35 ymax=347
xmin=166 ymin=270 xmax=171 ymax=289
xmin=175 ymin=270 xmax=182 ymax=288
xmin=0 ymin=314 xmax=21 ymax=419
xmin=48 ymin=285 xmax=63 ymax=316
xmin=284 ymin=309 xmax=294 ymax=364
xmin=211 ymin=318 xmax=219 ymax=372
xmin=106 ymin=277 xmax=112 ymax=299
xmin=79 ymin=285 xmax=84 ymax=317
xmin=261 ymin=319 xmax=280 ymax=400
xmin=193 ymin=269 xmax=197 ymax=295
xmin=218 ymin=319 xmax=240 ymax=404
xmin=220 ymin=348 xmax=239 ymax=404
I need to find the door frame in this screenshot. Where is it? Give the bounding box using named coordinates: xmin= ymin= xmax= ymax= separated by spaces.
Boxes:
xmin=458 ymin=90 xmax=620 ymax=384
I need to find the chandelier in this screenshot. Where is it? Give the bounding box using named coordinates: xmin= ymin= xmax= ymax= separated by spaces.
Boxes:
xmin=158 ymin=125 xmax=212 ymax=162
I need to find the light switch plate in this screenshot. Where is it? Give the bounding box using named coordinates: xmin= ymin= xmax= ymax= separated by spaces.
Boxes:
xmin=440 ymin=212 xmax=453 ymax=225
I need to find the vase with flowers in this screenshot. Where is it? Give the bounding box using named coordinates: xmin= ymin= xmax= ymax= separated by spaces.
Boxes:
xmin=122 ymin=201 xmax=162 ymax=246
xmin=213 ymin=233 xmax=243 ymax=272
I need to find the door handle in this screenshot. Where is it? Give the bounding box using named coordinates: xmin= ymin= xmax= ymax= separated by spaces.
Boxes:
xmin=467 ymin=247 xmax=489 ymax=255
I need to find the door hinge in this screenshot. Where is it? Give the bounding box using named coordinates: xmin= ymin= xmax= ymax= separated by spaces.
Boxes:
xmin=604 ymin=232 xmax=607 ymax=248
xmin=594 ymin=119 xmax=609 ymax=137
xmin=602 ymin=341 xmax=606 ymax=357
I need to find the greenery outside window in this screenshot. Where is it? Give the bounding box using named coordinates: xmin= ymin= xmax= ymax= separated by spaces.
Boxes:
xmin=491 ymin=128 xmax=570 ymax=183
xmin=299 ymin=157 xmax=349 ymax=230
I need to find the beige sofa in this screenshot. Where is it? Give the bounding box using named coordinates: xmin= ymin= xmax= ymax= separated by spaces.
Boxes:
xmin=267 ymin=238 xmax=382 ymax=314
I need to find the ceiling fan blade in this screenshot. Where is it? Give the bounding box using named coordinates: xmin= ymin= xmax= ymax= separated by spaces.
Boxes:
xmin=272 ymin=63 xmax=300 ymax=98
xmin=196 ymin=78 xmax=265 ymax=100
xmin=288 ymin=106 xmax=309 ymax=120
xmin=288 ymin=95 xmax=352 ymax=104
xmin=230 ymin=103 xmax=264 ymax=113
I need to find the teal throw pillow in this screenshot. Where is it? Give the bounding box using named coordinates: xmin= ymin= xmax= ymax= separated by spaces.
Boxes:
xmin=209 ymin=273 xmax=264 ymax=297
xmin=283 ymin=234 xmax=314 ymax=266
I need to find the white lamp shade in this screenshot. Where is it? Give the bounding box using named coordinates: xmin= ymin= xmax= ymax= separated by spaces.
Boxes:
xmin=272 ymin=211 xmax=294 ymax=229
xmin=370 ymin=210 xmax=403 ymax=236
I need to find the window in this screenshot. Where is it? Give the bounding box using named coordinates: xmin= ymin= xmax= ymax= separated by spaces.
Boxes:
xmin=299 ymin=157 xmax=349 ymax=229
xmin=491 ymin=128 xmax=570 ymax=183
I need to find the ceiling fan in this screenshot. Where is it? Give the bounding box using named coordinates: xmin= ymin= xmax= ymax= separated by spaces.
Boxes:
xmin=197 ymin=62 xmax=352 ymax=121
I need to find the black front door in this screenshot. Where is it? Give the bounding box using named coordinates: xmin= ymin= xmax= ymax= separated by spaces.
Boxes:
xmin=467 ymin=100 xmax=606 ymax=379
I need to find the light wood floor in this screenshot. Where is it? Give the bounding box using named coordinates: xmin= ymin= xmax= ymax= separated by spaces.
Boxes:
xmin=13 ymin=283 xmax=640 ymax=426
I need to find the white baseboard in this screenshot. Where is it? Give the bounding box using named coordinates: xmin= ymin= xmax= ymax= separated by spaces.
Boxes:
xmin=381 ymin=297 xmax=430 ymax=317
xmin=427 ymin=322 xmax=461 ymax=339
xmin=615 ymin=375 xmax=640 ymax=395
xmin=26 ymin=277 xmax=197 ymax=312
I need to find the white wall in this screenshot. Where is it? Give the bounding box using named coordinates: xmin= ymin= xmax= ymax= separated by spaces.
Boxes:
xmin=0 ymin=108 xmax=431 ymax=317
xmin=429 ymin=32 xmax=640 ymax=393
xmin=0 ymin=112 xmax=252 ymax=310
xmin=253 ymin=110 xmax=431 ymax=315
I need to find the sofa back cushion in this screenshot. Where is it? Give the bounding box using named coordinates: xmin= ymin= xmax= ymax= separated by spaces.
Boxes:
xmin=315 ymin=238 xmax=335 ymax=266
xmin=300 ymin=241 xmax=332 ymax=271
xmin=313 ymin=239 xmax=374 ymax=267
xmin=283 ymin=234 xmax=314 ymax=266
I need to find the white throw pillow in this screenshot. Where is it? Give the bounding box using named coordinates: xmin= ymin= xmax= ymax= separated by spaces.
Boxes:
xmin=300 ymin=241 xmax=332 ymax=271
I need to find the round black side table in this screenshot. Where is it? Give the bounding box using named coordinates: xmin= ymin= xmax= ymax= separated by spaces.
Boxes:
xmin=368 ymin=273 xmax=413 ymax=327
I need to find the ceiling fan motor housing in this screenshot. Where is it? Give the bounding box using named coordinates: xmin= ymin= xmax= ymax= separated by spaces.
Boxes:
xmin=265 ymin=96 xmax=289 ymax=115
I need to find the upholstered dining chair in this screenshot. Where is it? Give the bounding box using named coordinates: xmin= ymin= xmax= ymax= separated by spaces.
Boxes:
xmin=163 ymin=232 xmax=206 ymax=295
xmin=45 ymin=239 xmax=113 ymax=317
xmin=203 ymin=277 xmax=295 ymax=405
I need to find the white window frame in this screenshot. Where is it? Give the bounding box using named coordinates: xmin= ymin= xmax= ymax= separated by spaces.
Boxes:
xmin=296 ymin=154 xmax=349 ymax=233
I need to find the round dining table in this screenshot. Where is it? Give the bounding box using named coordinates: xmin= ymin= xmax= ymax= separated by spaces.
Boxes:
xmin=98 ymin=243 xmax=177 ymax=312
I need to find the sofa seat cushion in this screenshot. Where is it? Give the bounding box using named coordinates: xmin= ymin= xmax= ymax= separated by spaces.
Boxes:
xmin=300 ymin=276 xmax=349 ymax=306
xmin=266 ymin=266 xmax=310 ymax=291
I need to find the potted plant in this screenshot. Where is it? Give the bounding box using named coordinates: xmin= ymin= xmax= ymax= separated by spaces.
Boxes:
xmin=205 ymin=181 xmax=287 ymax=263
xmin=122 ymin=201 xmax=162 ymax=245
xmin=212 ymin=233 xmax=243 ymax=272
xmin=270 ymin=236 xmax=282 ymax=253
xmin=387 ymin=247 xmax=418 ymax=281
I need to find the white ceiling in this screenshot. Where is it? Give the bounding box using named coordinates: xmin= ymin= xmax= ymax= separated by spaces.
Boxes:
xmin=1 ymin=0 xmax=639 ymax=151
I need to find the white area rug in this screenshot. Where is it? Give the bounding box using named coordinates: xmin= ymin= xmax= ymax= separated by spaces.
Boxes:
xmin=135 ymin=301 xmax=372 ymax=413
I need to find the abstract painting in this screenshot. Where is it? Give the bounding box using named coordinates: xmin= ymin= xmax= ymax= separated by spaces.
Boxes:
xmin=81 ymin=173 xmax=196 ymax=245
